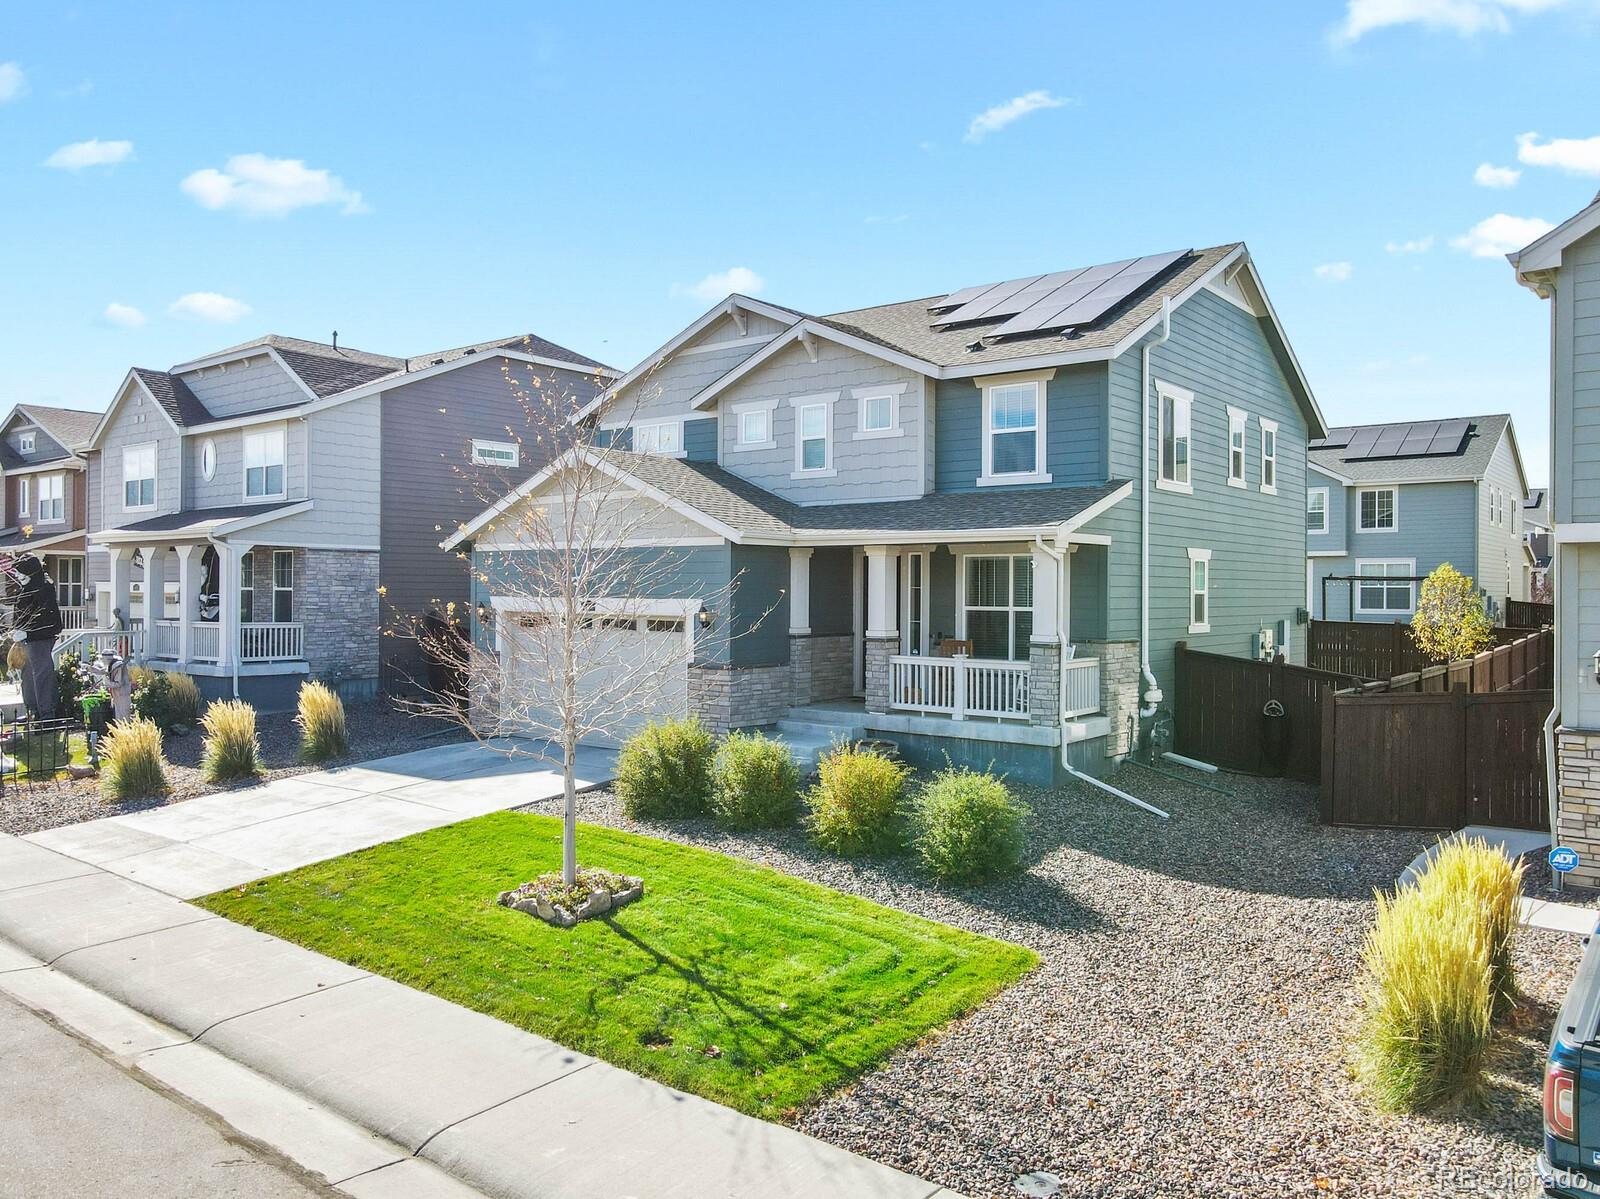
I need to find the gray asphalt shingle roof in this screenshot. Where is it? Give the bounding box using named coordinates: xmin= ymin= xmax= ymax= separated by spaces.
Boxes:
xmin=14 ymin=405 xmax=101 ymax=453
xmin=101 ymin=500 xmax=303 ymax=535
xmin=131 ymin=368 xmax=215 ymax=428
xmin=1307 ymin=414 xmax=1510 ymax=484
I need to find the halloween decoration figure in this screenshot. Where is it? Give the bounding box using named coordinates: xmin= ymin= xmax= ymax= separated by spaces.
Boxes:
xmin=9 ymin=554 xmax=63 ymax=720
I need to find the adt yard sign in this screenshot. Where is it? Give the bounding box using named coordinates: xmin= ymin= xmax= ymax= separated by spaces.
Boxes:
xmin=1551 ymin=847 xmax=1582 ymax=873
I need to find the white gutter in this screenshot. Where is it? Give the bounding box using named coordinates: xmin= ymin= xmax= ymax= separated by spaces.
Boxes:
xmin=1139 ymin=297 xmax=1173 ymax=719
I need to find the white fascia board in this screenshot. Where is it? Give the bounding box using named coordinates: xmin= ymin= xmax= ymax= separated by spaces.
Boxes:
xmin=215 ymin=500 xmax=313 ymax=537
xmin=689 ymin=320 xmax=938 ymax=411
xmin=184 ymin=407 xmax=309 ymax=434
xmin=2 ymin=458 xmax=86 ymax=477
xmin=300 ymin=350 xmax=617 ymax=418
xmin=0 ymin=529 xmax=87 ymax=553
xmin=83 ymin=370 xmax=185 ymax=451
xmin=1499 ymin=418 xmax=1532 ymax=498
xmin=168 ymin=343 xmax=279 ymax=375
xmin=1307 ymin=460 xmax=1352 ymax=485
xmin=1510 ymin=198 xmax=1600 ymax=279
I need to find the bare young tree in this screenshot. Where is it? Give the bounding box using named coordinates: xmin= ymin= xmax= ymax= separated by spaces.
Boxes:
xmin=403 ymin=354 xmax=760 ymax=888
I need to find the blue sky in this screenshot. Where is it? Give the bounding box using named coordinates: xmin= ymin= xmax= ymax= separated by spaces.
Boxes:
xmin=4 ymin=1 xmax=1599 ymax=485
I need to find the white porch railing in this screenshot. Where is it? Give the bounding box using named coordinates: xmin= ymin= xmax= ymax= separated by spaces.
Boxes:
xmin=191 ymin=623 xmax=221 ymax=663
xmin=889 ymin=654 xmax=1032 ymax=721
xmin=54 ymin=627 xmax=144 ymax=664
xmin=149 ymin=620 xmax=180 ymax=659
xmin=239 ymin=622 xmax=303 ymax=663
xmin=60 ymin=607 xmax=87 ymax=631
xmin=1062 ymin=657 xmax=1102 ymax=719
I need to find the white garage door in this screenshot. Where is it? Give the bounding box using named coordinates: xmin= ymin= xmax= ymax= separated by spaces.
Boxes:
xmin=500 ymin=611 xmax=689 ymax=749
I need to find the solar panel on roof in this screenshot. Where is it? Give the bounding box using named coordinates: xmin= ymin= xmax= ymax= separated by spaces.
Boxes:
xmin=928 ymin=282 xmax=996 ymax=313
xmin=1427 ymin=418 xmax=1471 ymax=455
xmin=1397 ymin=422 xmax=1441 ymax=456
xmin=988 ymin=263 xmax=1135 ymax=336
xmin=1344 ymin=427 xmax=1383 ymax=458
xmin=1311 ymin=429 xmax=1355 ymax=449
xmin=928 ymin=249 xmax=1190 ymax=337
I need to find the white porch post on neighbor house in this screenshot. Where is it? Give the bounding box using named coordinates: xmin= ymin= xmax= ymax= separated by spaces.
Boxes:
xmin=1029 ymin=540 xmax=1065 ymax=727
xmin=788 ymin=547 xmax=812 ymax=635
xmin=216 ymin=541 xmax=249 ymax=673
xmin=863 ymin=545 xmax=898 ymax=713
xmin=142 ymin=544 xmax=168 ymax=621
xmin=107 ymin=546 xmax=134 ymax=629
xmin=174 ymin=543 xmax=201 ymax=666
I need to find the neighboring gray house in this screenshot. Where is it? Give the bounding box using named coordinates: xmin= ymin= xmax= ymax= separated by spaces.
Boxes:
xmin=80 ymin=333 xmax=614 ymax=708
xmin=0 ymin=404 xmax=101 ymax=629
xmin=1305 ymin=414 xmax=1531 ymax=624
xmin=1526 ymin=487 xmax=1552 ymax=595
xmin=450 ymin=243 xmax=1326 ymax=783
xmin=1511 ymin=193 xmax=1600 ymax=884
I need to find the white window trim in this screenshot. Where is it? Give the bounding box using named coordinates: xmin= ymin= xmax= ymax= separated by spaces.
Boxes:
xmin=1226 ymin=405 xmax=1247 ymax=489
xmin=1307 ymin=486 xmax=1329 ymax=535
xmin=17 ymin=430 xmax=35 ymax=455
xmin=470 ymin=438 xmax=521 ymax=468
xmin=241 ymin=425 xmax=288 ymax=503
xmin=1358 ymin=485 xmax=1399 ymax=533
xmin=899 ymin=549 xmax=931 ymax=656
xmin=728 ymin=399 xmax=777 ymax=453
xmin=199 ymin=437 xmax=217 ymax=482
xmin=1258 ymin=417 xmax=1278 ymax=496
xmin=1155 ymin=380 xmax=1194 ymax=495
xmin=630 ymin=419 xmax=687 ymax=459
xmin=122 ymin=441 xmax=157 ymax=513
xmin=1354 ymin=557 xmax=1417 ymax=616
xmin=957 ymin=552 xmax=1035 ymax=661
xmin=16 ymin=476 xmax=30 ymax=519
xmin=35 ymin=473 xmax=64 ymax=525
xmin=1187 ymin=547 xmax=1212 ymax=635
xmin=851 ymin=381 xmax=908 ymax=441
xmin=978 ymin=373 xmax=1052 ymax=486
xmin=789 ymin=392 xmax=838 ymax=479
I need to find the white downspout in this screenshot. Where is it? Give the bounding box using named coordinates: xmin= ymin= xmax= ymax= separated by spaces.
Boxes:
xmin=1139 ymin=297 xmax=1173 ymax=719
xmin=1543 ymin=281 xmax=1561 ymax=852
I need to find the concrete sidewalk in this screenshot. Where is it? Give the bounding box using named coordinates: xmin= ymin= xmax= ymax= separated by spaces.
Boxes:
xmin=23 ymin=739 xmax=616 ymax=899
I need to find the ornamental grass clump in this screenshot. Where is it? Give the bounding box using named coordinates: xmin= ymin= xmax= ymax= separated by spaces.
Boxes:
xmin=1355 ymin=883 xmax=1493 ymax=1112
xmin=805 ymin=742 xmax=912 ymax=856
xmin=99 ymin=716 xmax=168 ymax=801
xmin=910 ymin=766 xmax=1028 ymax=883
xmin=709 ymin=730 xmax=799 ymax=829
xmin=201 ymin=699 xmax=263 ymax=784
xmin=295 ymin=680 xmax=348 ymax=763
xmin=1417 ymin=837 xmax=1524 ymax=1017
xmin=615 ymin=718 xmax=713 ymax=819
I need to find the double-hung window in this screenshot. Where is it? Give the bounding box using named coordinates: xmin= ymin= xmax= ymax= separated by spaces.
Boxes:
xmin=962 ymin=554 xmax=1033 ymax=661
xmin=1157 ymin=382 xmax=1192 ymax=491
xmin=123 ymin=443 xmax=156 ymax=510
xmin=790 ymin=394 xmax=836 ymax=476
xmin=243 ymin=427 xmax=286 ymax=499
xmin=1359 ymin=486 xmax=1396 ymax=531
xmin=272 ymin=550 xmax=294 ymax=622
xmin=1259 ymin=418 xmax=1278 ymax=494
xmin=1227 ymin=406 xmax=1247 ymax=487
xmin=981 ymin=379 xmax=1048 ymax=483
xmin=1187 ymin=548 xmax=1212 ymax=634
xmin=1356 ymin=560 xmax=1415 ymax=615
xmin=37 ymin=474 xmax=63 ymax=523
xmin=471 ymin=439 xmax=519 ymax=468
xmin=1306 ymin=487 xmax=1328 ymax=534
xmin=632 ymin=421 xmax=681 ymax=457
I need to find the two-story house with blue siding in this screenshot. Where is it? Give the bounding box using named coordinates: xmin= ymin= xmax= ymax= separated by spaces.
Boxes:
xmin=1306 ymin=414 xmax=1531 ymax=624
xmin=448 ymin=244 xmax=1326 ymax=782
xmin=78 ymin=333 xmax=614 ymax=709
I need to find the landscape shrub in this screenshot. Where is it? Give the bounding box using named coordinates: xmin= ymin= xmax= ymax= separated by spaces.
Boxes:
xmin=709 ymin=731 xmax=799 ymax=829
xmin=55 ymin=651 xmax=92 ymax=714
xmin=1417 ymin=837 xmax=1524 ymax=1016
xmin=99 ymin=716 xmax=168 ymax=801
xmin=1355 ymin=884 xmax=1493 ymax=1111
xmin=295 ymin=680 xmax=348 ymax=763
xmin=201 ymin=699 xmax=264 ymax=784
xmin=615 ymin=718 xmax=713 ymax=819
xmin=910 ymin=766 xmax=1028 ymax=883
xmin=132 ymin=670 xmax=200 ymax=730
xmin=805 ymin=742 xmax=911 ymax=856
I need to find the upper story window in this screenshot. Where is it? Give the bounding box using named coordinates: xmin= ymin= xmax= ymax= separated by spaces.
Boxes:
xmin=244 ymin=427 xmax=286 ymax=499
xmin=471 ymin=439 xmax=520 ymax=468
xmin=17 ymin=431 xmax=34 ymax=455
xmin=1227 ymin=406 xmax=1247 ymax=487
xmin=852 ymin=382 xmax=907 ymax=440
xmin=37 ymin=474 xmax=63 ymax=523
xmin=1359 ymin=486 xmax=1396 ymax=531
xmin=789 ymin=393 xmax=836 ymax=478
xmin=729 ymin=400 xmax=776 ymax=453
xmin=632 ymin=421 xmax=682 ymax=457
xmin=1307 ymin=487 xmax=1328 ymax=534
xmin=1259 ymin=418 xmax=1278 ymax=495
xmin=1156 ymin=381 xmax=1192 ymax=492
xmin=982 ymin=381 xmax=1047 ymax=483
xmin=200 ymin=438 xmax=217 ymax=481
xmin=123 ymin=442 xmax=156 ymax=510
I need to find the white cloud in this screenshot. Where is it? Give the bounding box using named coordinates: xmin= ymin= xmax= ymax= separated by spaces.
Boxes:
xmin=1473 ymin=161 xmax=1521 ymax=188
xmin=180 ymin=153 xmax=369 ymax=217
xmin=45 ymin=138 xmax=134 ymax=170
xmin=964 ymin=90 xmax=1067 ymax=143
xmin=1385 ymin=235 xmax=1435 ymax=253
xmin=168 ymin=292 xmax=252 ymax=322
xmin=103 ymin=302 xmax=146 ymax=328
xmin=1333 ymin=0 xmax=1575 ymax=44
xmin=1315 ymin=261 xmax=1354 ymax=281
xmin=0 ymin=63 xmax=25 ymax=102
xmin=673 ymin=267 xmax=765 ymax=302
xmin=1450 ymin=213 xmax=1556 ymax=257
xmin=1517 ymin=130 xmax=1600 ymax=176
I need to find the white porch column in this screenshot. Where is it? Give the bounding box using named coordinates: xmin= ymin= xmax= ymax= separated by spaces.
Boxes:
xmin=788 ymin=547 xmax=813 ymax=635
xmin=174 ymin=544 xmax=201 ymax=666
xmin=1030 ymin=542 xmax=1060 ymax=643
xmin=142 ymin=545 xmax=168 ymax=624
xmin=216 ymin=541 xmax=247 ymax=672
xmin=107 ymin=546 xmax=134 ymax=629
xmin=863 ymin=545 xmax=898 ymax=714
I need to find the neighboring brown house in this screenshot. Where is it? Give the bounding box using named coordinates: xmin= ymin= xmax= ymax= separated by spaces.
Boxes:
xmin=0 ymin=403 xmax=101 ymax=629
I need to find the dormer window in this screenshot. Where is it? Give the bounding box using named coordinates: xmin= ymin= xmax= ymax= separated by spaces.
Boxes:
xmin=977 ymin=371 xmax=1053 ymax=486
xmin=18 ymin=431 xmax=34 ymax=455
xmin=244 ymin=427 xmax=286 ymax=499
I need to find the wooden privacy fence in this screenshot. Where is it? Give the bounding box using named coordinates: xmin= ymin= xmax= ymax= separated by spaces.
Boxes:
xmin=1507 ymin=598 xmax=1555 ymax=628
xmin=1308 ymin=619 xmax=1546 ymax=680
xmin=1172 ymin=644 xmax=1365 ymax=783
xmin=1320 ymin=688 xmax=1551 ymax=831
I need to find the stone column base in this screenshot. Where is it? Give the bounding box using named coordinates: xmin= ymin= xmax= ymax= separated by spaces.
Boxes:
xmin=1557 ymin=729 xmax=1600 ymax=889
xmin=1029 ymin=640 xmax=1061 ymax=727
xmin=863 ymin=636 xmax=896 ymax=715
xmin=1074 ymin=638 xmax=1141 ymax=758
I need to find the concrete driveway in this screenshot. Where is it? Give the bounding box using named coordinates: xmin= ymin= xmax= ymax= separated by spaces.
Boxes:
xmin=23 ymin=739 xmax=617 ymax=899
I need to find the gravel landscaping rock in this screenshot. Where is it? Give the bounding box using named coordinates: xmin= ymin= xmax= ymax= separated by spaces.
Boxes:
xmin=0 ymin=700 xmax=466 ymax=837
xmin=521 ymin=769 xmax=1577 ymax=1199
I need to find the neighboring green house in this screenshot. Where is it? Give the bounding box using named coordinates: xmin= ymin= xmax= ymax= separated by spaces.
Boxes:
xmin=450 ymin=244 xmax=1326 ymax=782
xmin=1306 ymin=414 xmax=1531 ymax=624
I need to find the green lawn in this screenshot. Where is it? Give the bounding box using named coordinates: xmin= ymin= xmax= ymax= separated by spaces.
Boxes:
xmin=199 ymin=811 xmax=1037 ymax=1118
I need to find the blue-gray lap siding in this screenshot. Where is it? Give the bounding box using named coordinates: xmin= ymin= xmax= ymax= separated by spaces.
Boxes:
xmin=934 ymin=364 xmax=1107 ymax=492
xmin=1087 ymin=287 xmax=1310 ymax=709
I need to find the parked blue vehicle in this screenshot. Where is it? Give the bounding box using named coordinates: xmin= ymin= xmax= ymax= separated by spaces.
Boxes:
xmin=1543 ymin=930 xmax=1600 ymax=1195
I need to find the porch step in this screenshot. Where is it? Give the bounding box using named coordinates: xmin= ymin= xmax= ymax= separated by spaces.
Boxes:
xmin=768 ymin=707 xmax=870 ymax=772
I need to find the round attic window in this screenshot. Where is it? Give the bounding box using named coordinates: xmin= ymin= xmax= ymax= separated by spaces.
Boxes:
xmin=200 ymin=438 xmax=217 ymax=481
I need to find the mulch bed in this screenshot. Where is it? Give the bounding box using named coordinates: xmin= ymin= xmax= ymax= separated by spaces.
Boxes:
xmin=519 ymin=771 xmax=1574 ymax=1199
xmin=0 ymin=700 xmax=467 ymax=837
